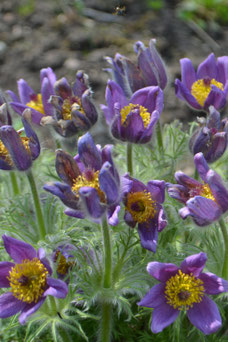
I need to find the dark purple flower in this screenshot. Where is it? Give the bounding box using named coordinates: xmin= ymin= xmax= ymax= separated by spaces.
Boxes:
xmin=7 ymin=67 xmax=56 ymax=125
xmin=0 ymin=109 xmax=40 ymax=171
xmin=175 ymin=53 xmax=228 ymax=111
xmin=189 ymin=106 xmax=228 ymax=163
xmin=53 ymin=244 xmax=77 ymax=280
xmin=41 ymin=71 xmax=98 ymax=137
xmin=123 ymin=175 xmax=167 ymax=252
xmin=105 ymin=39 xmax=167 ymax=97
xmin=167 ymin=152 xmax=228 ymax=226
xmin=44 ymin=132 xmax=124 ymax=225
xmin=0 ymin=235 xmax=68 ymax=324
xmin=138 ymin=252 xmax=228 ymax=334
xmin=101 ymin=81 xmax=163 ymax=144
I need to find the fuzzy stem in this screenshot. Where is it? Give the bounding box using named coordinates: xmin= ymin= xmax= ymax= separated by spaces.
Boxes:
xmin=10 ymin=171 xmax=19 ymax=196
xmin=156 ymin=119 xmax=164 ymax=155
xmin=219 ymin=217 xmax=228 ymax=279
xmin=100 ymin=302 xmax=112 ymax=342
xmin=194 ymin=167 xmax=199 ymax=180
xmin=127 ymin=143 xmax=133 ymax=176
xmin=27 ymin=169 xmax=46 ymax=240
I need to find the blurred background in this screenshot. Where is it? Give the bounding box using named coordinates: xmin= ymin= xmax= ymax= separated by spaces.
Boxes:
xmin=0 ymin=0 xmax=227 ymax=126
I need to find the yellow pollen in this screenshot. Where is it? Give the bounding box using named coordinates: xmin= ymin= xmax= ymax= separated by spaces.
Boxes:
xmin=8 ymin=258 xmax=48 ymax=304
xmin=72 ymin=170 xmax=106 ymax=203
xmin=26 ymin=93 xmax=45 ymax=114
xmin=165 ymin=270 xmax=204 ymax=310
xmin=62 ymin=98 xmax=85 ymax=121
xmin=200 ymin=183 xmax=216 ymax=202
xmin=55 ymin=250 xmax=74 ymax=275
xmin=126 ymin=191 xmax=156 ymax=223
xmin=191 ymin=78 xmax=224 ymax=107
xmin=120 ymin=103 xmax=151 ymax=128
xmin=0 ymin=140 xmax=12 ymax=165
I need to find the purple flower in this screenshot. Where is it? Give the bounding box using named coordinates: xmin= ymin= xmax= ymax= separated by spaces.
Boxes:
xmin=138 ymin=252 xmax=228 ymax=334
xmin=7 ymin=67 xmax=56 ymax=125
xmin=101 ymin=81 xmax=163 ymax=144
xmin=53 ymin=244 xmax=76 ymax=280
xmin=105 ymin=39 xmax=167 ymax=97
xmin=44 ymin=132 xmax=124 ymax=225
xmin=0 ymin=235 xmax=68 ymax=324
xmin=167 ymin=152 xmax=228 ymax=226
xmin=123 ymin=175 xmax=167 ymax=252
xmin=41 ymin=71 xmax=98 ymax=137
xmin=0 ymin=109 xmax=40 ymax=171
xmin=189 ymin=106 xmax=228 ymax=163
xmin=175 ymin=53 xmax=228 ymax=111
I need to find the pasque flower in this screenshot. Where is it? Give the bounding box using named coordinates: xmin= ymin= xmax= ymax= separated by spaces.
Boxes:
xmin=44 ymin=132 xmax=124 ymax=225
xmin=138 ymin=252 xmax=228 ymax=334
xmin=105 ymin=39 xmax=167 ymax=97
xmin=101 ymin=80 xmax=163 ymax=143
xmin=175 ymin=53 xmax=228 ymax=111
xmin=0 ymin=109 xmax=40 ymax=171
xmin=189 ymin=106 xmax=228 ymax=163
xmin=41 ymin=71 xmax=98 ymax=137
xmin=0 ymin=235 xmax=68 ymax=324
xmin=8 ymin=67 xmax=56 ymax=125
xmin=123 ymin=175 xmax=167 ymax=252
xmin=167 ymin=152 xmax=228 ymax=226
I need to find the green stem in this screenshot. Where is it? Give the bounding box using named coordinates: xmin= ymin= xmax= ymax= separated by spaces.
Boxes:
xmin=101 ymin=216 xmax=112 ymax=288
xmin=127 ymin=143 xmax=133 ymax=176
xmin=27 ymin=169 xmax=46 ymax=240
xmin=194 ymin=167 xmax=199 ymax=180
xmin=219 ymin=217 xmax=228 ymax=279
xmin=9 ymin=171 xmax=19 ymax=196
xmin=156 ymin=119 xmax=164 ymax=155
xmin=100 ymin=302 xmax=112 ymax=342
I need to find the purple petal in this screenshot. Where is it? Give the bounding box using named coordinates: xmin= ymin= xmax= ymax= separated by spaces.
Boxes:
xmin=22 ymin=111 xmax=40 ymax=161
xmin=199 ymin=272 xmax=228 ymax=294
xmin=216 ymin=56 xmax=228 ymax=86
xmin=151 ymin=302 xmax=179 ymax=333
xmin=17 ymin=79 xmax=35 ymax=105
xmin=138 ymin=220 xmax=158 ymax=253
xmin=78 ymin=133 xmax=102 ymax=171
xmin=138 ymin=110 xmax=160 ymax=144
xmin=40 ymin=67 xmax=56 ymax=86
xmin=81 ymin=90 xmax=98 ymax=125
xmin=187 ymin=296 xmax=221 ymax=335
xmin=175 ymin=80 xmax=202 ymax=110
xmin=64 ymin=208 xmax=86 ymax=219
xmin=147 ymin=262 xmax=179 ymax=282
xmin=206 ymin=170 xmax=228 ymax=213
xmin=54 ymin=77 xmax=72 ymax=99
xmin=180 ymin=58 xmax=196 ymax=90
xmin=203 ymin=85 xmax=226 ymax=111
xmin=6 ymin=90 xmax=20 ymax=103
xmin=166 ymin=183 xmax=189 ymax=203
xmin=43 ymin=181 xmax=79 ymax=210
xmin=72 ymin=71 xmax=89 ymax=98
xmin=99 ymin=162 xmax=119 ymax=205
xmin=158 ymin=208 xmax=167 ymax=232
xmin=10 ymin=103 xmax=43 ymax=125
xmin=2 ymin=235 xmax=36 ymax=263
xmin=41 ymin=77 xmax=55 ymax=116
xmin=175 ymin=171 xmax=202 ymax=188
xmin=207 ymin=106 xmax=221 ymax=129
xmin=121 ymin=111 xmax=145 ymax=143
xmin=0 ymin=261 xmax=15 ymax=287
xmin=55 ymin=150 xmax=80 ymax=186
xmin=205 ymin=132 xmax=227 ymax=163
xmin=124 ymin=210 xmax=136 ymax=228
xmin=19 ymin=298 xmax=45 ymax=324
xmin=79 ymin=186 xmax=105 ymax=219
xmin=44 ymin=278 xmax=68 ymax=298
xmin=138 ymin=283 xmax=166 ymax=308
xmin=108 ymin=205 xmax=120 ymax=226
xmin=194 ymin=152 xmax=209 ymax=182
xmin=104 ymin=80 xmax=128 ymax=124
xmin=147 ymin=180 xmax=165 ymax=203
xmin=180 ymin=252 xmax=207 ymax=276
xmin=148 ymin=39 xmax=167 ymax=89
xmin=0 ymin=158 xmax=13 ymax=170
xmin=197 ymin=53 xmax=217 ymax=80
xmin=0 ymin=292 xmax=25 ymax=319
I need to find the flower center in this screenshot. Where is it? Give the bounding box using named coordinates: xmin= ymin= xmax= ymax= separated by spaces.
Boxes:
xmin=191 ymin=78 xmax=224 ymax=107
xmin=126 ymin=191 xmax=156 ymax=223
xmin=120 ymin=103 xmax=151 ymax=128
xmin=189 ymin=183 xmax=215 ymax=202
xmin=62 ymin=97 xmax=85 ymax=121
xmin=8 ymin=258 xmax=48 ymax=304
xmin=0 ymin=140 xmax=12 ymax=165
xmin=72 ymin=170 xmax=106 ymax=203
xmin=26 ymin=93 xmax=45 ymax=114
xmin=165 ymin=270 xmax=204 ymax=310
xmin=54 ymin=250 xmax=74 ymax=275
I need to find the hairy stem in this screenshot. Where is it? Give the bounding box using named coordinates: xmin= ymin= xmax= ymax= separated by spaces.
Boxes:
xmin=100 ymin=302 xmax=112 ymax=342
xmin=10 ymin=171 xmax=19 ymax=196
xmin=219 ymin=217 xmax=228 ymax=279
xmin=156 ymin=119 xmax=164 ymax=156
xmin=127 ymin=143 xmax=133 ymax=176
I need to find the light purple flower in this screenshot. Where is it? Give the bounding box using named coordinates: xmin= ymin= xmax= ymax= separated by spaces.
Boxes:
xmin=0 ymin=235 xmax=68 ymax=324
xmin=138 ymin=252 xmax=228 ymax=334
xmin=123 ymin=175 xmax=167 ymax=252
xmin=167 ymin=152 xmax=228 ymax=226
xmin=175 ymin=53 xmax=228 ymax=111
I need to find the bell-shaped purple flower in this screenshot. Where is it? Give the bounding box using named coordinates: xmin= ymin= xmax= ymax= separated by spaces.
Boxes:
xmin=0 ymin=109 xmax=40 ymax=171
xmin=189 ymin=106 xmax=228 ymax=163
xmin=7 ymin=67 xmax=56 ymax=125
xmin=138 ymin=252 xmax=228 ymax=334
xmin=167 ymin=152 xmax=228 ymax=226
xmin=175 ymin=53 xmax=228 ymax=111
xmin=105 ymin=39 xmax=167 ymax=98
xmin=123 ymin=175 xmax=167 ymax=252
xmin=44 ymin=132 xmax=124 ymax=225
xmin=0 ymin=235 xmax=68 ymax=324
xmin=41 ymin=71 xmax=98 ymax=137
xmin=101 ymin=81 xmax=163 ymax=144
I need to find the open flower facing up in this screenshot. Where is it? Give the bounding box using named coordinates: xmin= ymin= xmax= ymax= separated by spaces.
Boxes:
xmin=138 ymin=252 xmax=228 ymax=334
xmin=175 ymin=53 xmax=228 ymax=111
xmin=8 ymin=67 xmax=56 ymax=125
xmin=0 ymin=109 xmax=40 ymax=171
xmin=189 ymin=106 xmax=228 ymax=163
xmin=44 ymin=132 xmax=125 ymax=225
xmin=41 ymin=71 xmax=98 ymax=137
xmin=0 ymin=235 xmax=68 ymax=324
xmin=123 ymin=175 xmax=167 ymax=252
xmin=105 ymin=39 xmax=167 ymax=98
xmin=101 ymin=81 xmax=163 ymax=144
xmin=167 ymin=152 xmax=228 ymax=226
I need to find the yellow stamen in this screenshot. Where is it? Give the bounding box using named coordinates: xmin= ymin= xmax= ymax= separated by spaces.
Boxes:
xmin=191 ymin=78 xmax=224 ymax=107
xmin=120 ymin=103 xmax=151 ymax=128
xmin=62 ymin=97 xmax=85 ymax=121
xmin=0 ymin=140 xmax=12 ymax=165
xmin=165 ymin=270 xmax=204 ymax=310
xmin=8 ymin=258 xmax=48 ymax=304
xmin=126 ymin=191 xmax=156 ymax=223
xmin=55 ymin=250 xmax=74 ymax=275
xmin=26 ymin=93 xmax=45 ymax=114
xmin=200 ymin=183 xmax=216 ymax=202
